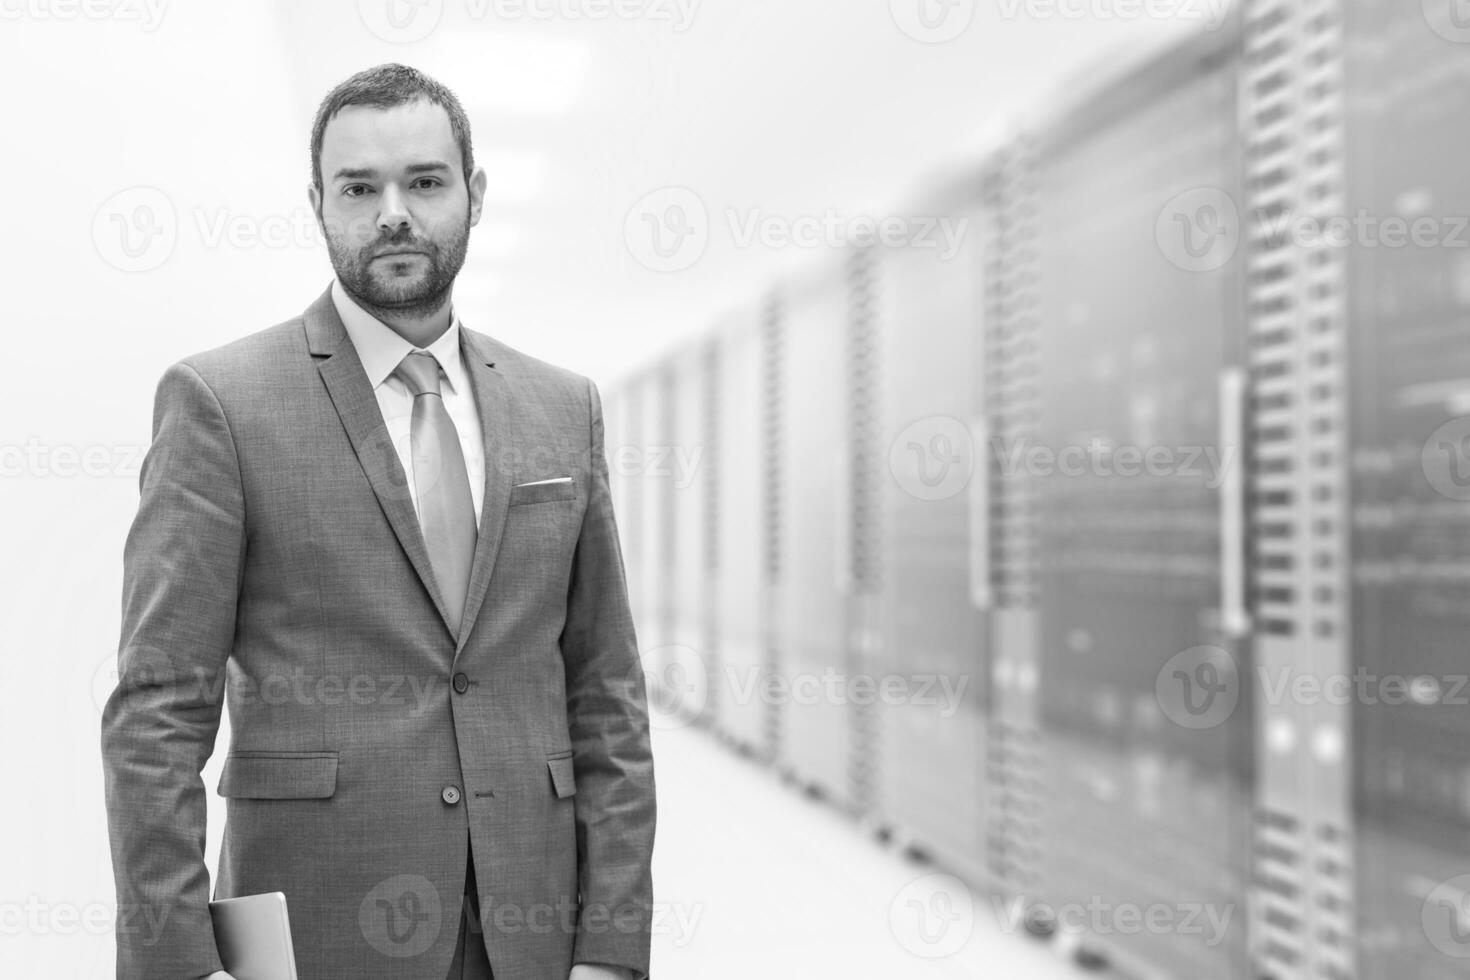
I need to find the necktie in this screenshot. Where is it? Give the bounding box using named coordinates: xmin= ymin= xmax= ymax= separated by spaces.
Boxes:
xmin=394 ymin=351 xmax=478 ymax=635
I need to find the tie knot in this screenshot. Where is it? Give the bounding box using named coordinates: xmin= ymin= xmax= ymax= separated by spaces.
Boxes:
xmin=394 ymin=351 xmax=442 ymax=398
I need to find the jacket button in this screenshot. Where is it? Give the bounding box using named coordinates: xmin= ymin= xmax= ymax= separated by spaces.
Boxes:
xmin=441 ymin=786 xmax=461 ymax=805
xmin=452 ymin=673 xmax=470 ymax=695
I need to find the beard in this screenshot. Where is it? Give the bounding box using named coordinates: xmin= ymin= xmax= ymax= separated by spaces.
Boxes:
xmin=326 ymin=210 xmax=471 ymax=321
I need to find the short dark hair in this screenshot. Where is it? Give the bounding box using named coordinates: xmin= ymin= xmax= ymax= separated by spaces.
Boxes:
xmin=310 ymin=63 xmax=475 ymax=193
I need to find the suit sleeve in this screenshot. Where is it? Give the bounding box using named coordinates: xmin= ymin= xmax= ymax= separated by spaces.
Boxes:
xmin=100 ymin=361 xmax=245 ymax=980
xmin=560 ymin=377 xmax=657 ymax=977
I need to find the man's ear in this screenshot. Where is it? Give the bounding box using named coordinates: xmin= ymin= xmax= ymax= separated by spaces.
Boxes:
xmin=467 ymin=166 xmax=488 ymax=227
xmin=307 ymin=183 xmax=325 ymax=233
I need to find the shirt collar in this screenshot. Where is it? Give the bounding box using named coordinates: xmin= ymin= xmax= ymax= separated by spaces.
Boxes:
xmin=331 ymin=278 xmax=469 ymax=396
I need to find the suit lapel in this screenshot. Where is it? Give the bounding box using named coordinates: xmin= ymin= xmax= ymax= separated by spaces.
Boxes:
xmin=303 ymin=288 xmax=457 ymax=638
xmin=455 ymin=329 xmax=514 ymax=655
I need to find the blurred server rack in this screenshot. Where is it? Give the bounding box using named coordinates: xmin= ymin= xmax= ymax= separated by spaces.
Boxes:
xmin=1343 ymin=2 xmax=1470 ymax=978
xmin=979 ymin=137 xmax=1051 ymax=923
xmin=709 ymin=303 xmax=778 ymax=758
xmin=1027 ymin=16 xmax=1252 ymax=979
xmin=659 ymin=337 xmax=717 ymax=726
xmin=1237 ymin=1 xmax=1359 ymax=977
xmin=868 ymin=185 xmax=990 ymax=879
xmin=630 ymin=363 xmax=678 ymax=705
xmin=770 ymin=258 xmax=861 ymax=807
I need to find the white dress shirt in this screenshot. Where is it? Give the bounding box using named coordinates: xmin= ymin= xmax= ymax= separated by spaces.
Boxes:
xmin=331 ymin=279 xmax=485 ymax=529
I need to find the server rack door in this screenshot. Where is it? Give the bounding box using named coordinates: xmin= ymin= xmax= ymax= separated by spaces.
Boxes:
xmin=773 ymin=260 xmax=855 ymax=804
xmin=662 ymin=342 xmax=714 ymax=727
xmin=872 ymin=199 xmax=989 ymax=882
xmin=1031 ymin=30 xmax=1250 ymax=980
xmin=713 ymin=308 xmax=772 ymax=755
xmin=1344 ymin=2 xmax=1470 ymax=976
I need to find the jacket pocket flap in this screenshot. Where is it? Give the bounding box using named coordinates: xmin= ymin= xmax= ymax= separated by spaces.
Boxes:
xmin=510 ymin=479 xmax=577 ymax=506
xmin=218 ymin=752 xmax=338 ymax=800
xmin=547 ymin=755 xmax=577 ymax=798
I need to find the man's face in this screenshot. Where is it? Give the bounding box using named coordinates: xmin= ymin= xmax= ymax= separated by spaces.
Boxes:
xmin=310 ymin=99 xmax=486 ymax=314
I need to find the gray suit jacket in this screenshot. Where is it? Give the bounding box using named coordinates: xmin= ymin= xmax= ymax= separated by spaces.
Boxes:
xmin=100 ymin=287 xmax=656 ymax=980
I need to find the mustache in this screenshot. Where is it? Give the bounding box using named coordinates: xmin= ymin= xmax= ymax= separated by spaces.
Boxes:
xmin=363 ymin=232 xmax=437 ymax=260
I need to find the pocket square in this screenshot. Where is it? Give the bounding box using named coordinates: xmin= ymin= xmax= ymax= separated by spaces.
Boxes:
xmin=514 ymin=477 xmax=573 ymax=488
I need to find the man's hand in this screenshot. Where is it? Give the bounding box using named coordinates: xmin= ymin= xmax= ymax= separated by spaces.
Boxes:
xmin=570 ymin=964 xmax=638 ymax=980
xmin=205 ymin=972 xmax=236 ymax=979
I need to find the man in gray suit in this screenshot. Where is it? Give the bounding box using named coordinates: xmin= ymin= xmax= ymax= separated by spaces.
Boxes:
xmin=100 ymin=64 xmax=656 ymax=980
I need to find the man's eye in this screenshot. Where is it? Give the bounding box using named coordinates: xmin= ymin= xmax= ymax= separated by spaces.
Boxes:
xmin=412 ymin=177 xmax=443 ymax=190
xmin=342 ymin=185 xmax=372 ymax=199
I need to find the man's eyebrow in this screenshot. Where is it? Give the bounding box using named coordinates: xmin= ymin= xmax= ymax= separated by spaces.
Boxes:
xmin=331 ymin=162 xmax=452 ymax=182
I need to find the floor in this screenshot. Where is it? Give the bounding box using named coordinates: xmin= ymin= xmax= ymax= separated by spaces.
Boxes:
xmin=646 ymin=720 xmax=1091 ymax=979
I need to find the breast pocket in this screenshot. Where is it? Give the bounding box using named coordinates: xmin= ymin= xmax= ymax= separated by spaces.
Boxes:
xmin=509 ymin=478 xmax=577 ymax=507
xmin=217 ymin=751 xmax=339 ymax=800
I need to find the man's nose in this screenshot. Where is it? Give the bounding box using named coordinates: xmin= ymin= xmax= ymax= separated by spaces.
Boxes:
xmin=377 ymin=184 xmax=411 ymax=235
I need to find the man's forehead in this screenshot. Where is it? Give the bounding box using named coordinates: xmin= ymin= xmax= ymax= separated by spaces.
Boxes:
xmin=321 ymin=99 xmax=460 ymax=166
